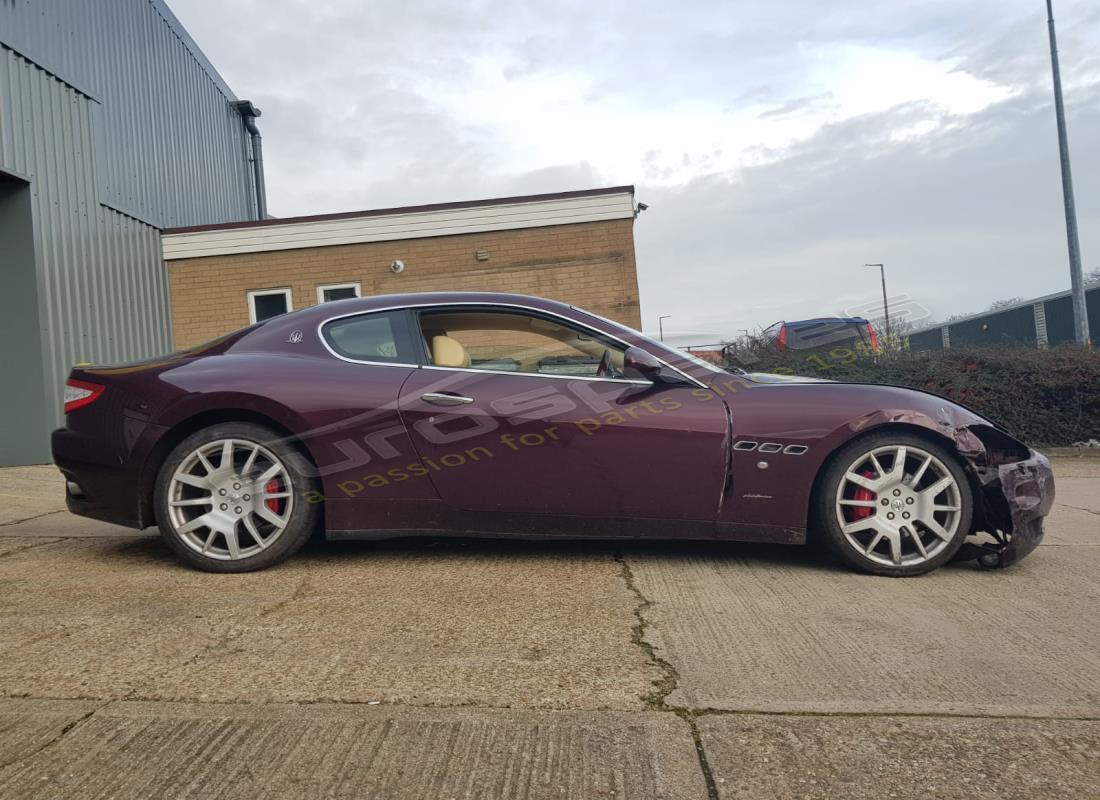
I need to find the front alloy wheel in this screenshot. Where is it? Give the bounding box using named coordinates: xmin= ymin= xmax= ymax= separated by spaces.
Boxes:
xmin=155 ymin=422 xmax=319 ymax=572
xmin=819 ymin=433 xmax=973 ymax=576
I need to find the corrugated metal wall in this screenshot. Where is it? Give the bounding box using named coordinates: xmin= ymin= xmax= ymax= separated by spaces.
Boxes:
xmin=0 ymin=0 xmax=258 ymax=463
xmin=908 ymin=286 xmax=1100 ymax=353
xmin=0 ymin=0 xmax=256 ymax=227
xmin=1045 ymin=290 xmax=1100 ymax=347
xmin=906 ymin=328 xmax=943 ymax=352
xmin=947 ymin=305 xmax=1037 ymax=348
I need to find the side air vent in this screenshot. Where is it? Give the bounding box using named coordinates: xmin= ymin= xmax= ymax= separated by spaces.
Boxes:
xmin=783 ymin=445 xmax=808 ymax=455
xmin=733 ymin=441 xmax=759 ymax=451
xmin=757 ymin=442 xmax=783 ymax=453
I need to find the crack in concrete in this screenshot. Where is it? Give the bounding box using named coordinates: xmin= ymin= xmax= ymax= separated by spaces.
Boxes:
xmin=678 ymin=706 xmax=1100 ymax=722
xmin=2 ymin=691 xmax=1097 ymax=722
xmin=611 ymin=549 xmax=1100 ymax=799
xmin=0 ymin=510 xmax=66 ymax=528
xmin=0 ymin=701 xmax=108 ymax=774
xmin=258 ymin=571 xmax=312 ymax=618
xmin=615 ymin=552 xmax=679 ymax=709
xmin=0 ymin=538 xmax=65 ymax=560
xmin=615 ymin=551 xmax=720 ymax=800
xmin=682 ymin=710 xmax=721 ymax=800
xmin=1058 ymin=502 xmax=1100 ymax=517
xmin=128 ymin=567 xmax=315 ymax=697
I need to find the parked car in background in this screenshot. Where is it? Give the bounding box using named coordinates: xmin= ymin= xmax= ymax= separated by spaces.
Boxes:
xmin=53 ymin=293 xmax=1052 ymax=577
xmin=761 ymin=317 xmax=880 ymax=353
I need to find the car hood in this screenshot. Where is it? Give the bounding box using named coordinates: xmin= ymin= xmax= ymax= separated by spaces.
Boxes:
xmin=738 ymin=371 xmax=1007 ymax=433
xmin=742 ymin=371 xmax=833 ymax=384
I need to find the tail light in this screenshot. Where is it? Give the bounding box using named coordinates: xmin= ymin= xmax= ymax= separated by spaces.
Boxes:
xmin=867 ymin=324 xmax=880 ymax=352
xmin=63 ymin=378 xmax=105 ymax=413
xmin=777 ymin=326 xmax=788 ymax=350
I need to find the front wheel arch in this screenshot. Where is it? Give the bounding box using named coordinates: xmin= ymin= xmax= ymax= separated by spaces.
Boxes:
xmin=808 ymin=426 xmax=977 ymax=575
xmin=805 ymin=422 xmax=977 ymax=540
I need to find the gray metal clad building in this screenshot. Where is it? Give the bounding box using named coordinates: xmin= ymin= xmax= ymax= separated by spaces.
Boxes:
xmin=908 ymin=284 xmax=1100 ymax=351
xmin=1 ymin=0 xmax=264 ymax=465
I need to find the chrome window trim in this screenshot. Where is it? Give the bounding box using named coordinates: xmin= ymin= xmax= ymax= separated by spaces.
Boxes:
xmin=420 ymin=364 xmax=652 ymax=385
xmin=325 ymin=356 xmax=419 ymax=368
xmin=317 ymin=301 xmax=707 ymax=388
xmin=570 ymin=304 xmax=726 ymax=376
xmin=317 ymin=310 xmax=418 ymax=368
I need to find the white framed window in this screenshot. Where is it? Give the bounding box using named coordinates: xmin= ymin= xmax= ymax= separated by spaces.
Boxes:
xmin=316 ymin=282 xmax=361 ymax=304
xmin=247 ymin=288 xmax=293 ymax=323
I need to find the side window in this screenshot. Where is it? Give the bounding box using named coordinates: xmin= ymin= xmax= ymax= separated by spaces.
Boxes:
xmin=248 ymin=288 xmax=292 ymax=323
xmin=317 ymin=282 xmax=361 ymax=303
xmin=417 ymin=309 xmax=627 ymax=378
xmin=322 ymin=311 xmax=414 ymax=364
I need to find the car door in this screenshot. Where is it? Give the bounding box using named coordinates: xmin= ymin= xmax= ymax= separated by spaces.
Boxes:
xmin=308 ymin=308 xmax=444 ymax=533
xmin=396 ymin=305 xmax=729 ymax=522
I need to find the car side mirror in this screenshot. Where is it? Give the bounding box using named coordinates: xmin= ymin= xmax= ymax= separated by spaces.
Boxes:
xmin=623 ymin=346 xmax=663 ymax=382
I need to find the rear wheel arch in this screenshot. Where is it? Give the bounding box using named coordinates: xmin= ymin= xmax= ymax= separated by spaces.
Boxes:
xmin=141 ymin=407 xmax=322 ymax=528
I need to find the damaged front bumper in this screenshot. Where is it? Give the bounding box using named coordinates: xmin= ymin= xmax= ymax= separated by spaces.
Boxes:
xmin=994 ymin=451 xmax=1055 ymax=565
xmin=956 ymin=435 xmax=1055 ymax=568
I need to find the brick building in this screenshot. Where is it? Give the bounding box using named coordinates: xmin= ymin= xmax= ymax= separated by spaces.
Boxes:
xmin=161 ymin=186 xmax=642 ymax=349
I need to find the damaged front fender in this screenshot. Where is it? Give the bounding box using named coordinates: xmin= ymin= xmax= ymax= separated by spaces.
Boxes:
xmin=953 ymin=426 xmax=1055 ymax=568
xmin=842 ymin=403 xmax=1056 ymax=568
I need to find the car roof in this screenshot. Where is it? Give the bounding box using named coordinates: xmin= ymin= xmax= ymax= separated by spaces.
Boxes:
xmin=294 ymin=291 xmax=576 ymax=318
xmin=783 ymin=317 xmax=869 ymax=328
xmin=250 ymin=292 xmax=601 ymax=342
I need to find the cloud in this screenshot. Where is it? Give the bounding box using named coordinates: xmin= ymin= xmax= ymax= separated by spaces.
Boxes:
xmin=759 ymin=93 xmax=836 ymax=119
xmin=634 ymin=82 xmax=1100 ymax=339
xmin=166 ymin=0 xmax=1100 ymax=340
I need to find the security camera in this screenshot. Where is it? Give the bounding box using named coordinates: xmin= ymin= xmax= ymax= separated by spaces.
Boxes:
xmin=637 ymin=202 xmax=649 ymax=211
xmin=390 ymin=259 xmax=405 ymax=274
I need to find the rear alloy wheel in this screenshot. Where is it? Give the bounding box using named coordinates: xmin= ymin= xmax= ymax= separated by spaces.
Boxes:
xmin=818 ymin=433 xmax=972 ymax=576
xmin=155 ymin=422 xmax=319 ymax=572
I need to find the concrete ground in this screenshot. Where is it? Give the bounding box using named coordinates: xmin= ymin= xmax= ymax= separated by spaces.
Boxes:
xmin=0 ymin=458 xmax=1097 ymax=798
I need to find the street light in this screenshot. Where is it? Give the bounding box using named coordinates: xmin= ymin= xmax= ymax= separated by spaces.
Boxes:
xmin=864 ymin=263 xmax=890 ymax=341
xmin=658 ymin=315 xmax=672 ymax=342
xmin=1046 ymin=0 xmax=1090 ymax=346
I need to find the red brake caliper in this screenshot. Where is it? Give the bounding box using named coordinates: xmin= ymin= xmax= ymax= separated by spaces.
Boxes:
xmin=264 ymin=479 xmax=281 ymax=513
xmin=852 ymin=470 xmax=876 ymax=519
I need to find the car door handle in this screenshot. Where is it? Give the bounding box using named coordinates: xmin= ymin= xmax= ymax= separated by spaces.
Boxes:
xmin=421 ymin=392 xmax=475 ymax=407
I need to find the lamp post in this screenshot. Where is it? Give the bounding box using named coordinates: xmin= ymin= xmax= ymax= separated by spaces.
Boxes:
xmin=658 ymin=315 xmax=672 ymax=342
xmin=1046 ymin=0 xmax=1090 ymax=346
xmin=865 ymin=263 xmax=890 ymax=342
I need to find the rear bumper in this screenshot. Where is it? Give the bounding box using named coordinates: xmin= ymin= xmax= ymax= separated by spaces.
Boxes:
xmin=51 ymin=427 xmax=151 ymax=529
xmin=996 ymin=450 xmax=1055 ymax=567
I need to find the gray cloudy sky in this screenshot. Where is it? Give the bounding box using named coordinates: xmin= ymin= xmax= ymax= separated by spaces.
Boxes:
xmin=169 ymin=0 xmax=1099 ymax=344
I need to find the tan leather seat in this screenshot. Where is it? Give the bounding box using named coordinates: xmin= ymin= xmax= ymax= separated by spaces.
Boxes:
xmin=430 ymin=335 xmax=471 ymax=368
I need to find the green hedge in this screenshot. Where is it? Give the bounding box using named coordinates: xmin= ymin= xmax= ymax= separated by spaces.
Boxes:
xmin=738 ymin=346 xmax=1100 ymax=446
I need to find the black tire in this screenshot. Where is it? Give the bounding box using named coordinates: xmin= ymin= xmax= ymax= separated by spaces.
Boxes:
xmin=154 ymin=422 xmax=320 ymax=572
xmin=815 ymin=431 xmax=973 ymax=577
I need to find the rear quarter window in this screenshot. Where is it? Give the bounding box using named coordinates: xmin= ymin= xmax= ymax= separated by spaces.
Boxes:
xmin=322 ymin=311 xmax=416 ymax=364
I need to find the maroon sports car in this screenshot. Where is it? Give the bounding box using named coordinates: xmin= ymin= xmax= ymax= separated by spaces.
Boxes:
xmin=53 ymin=292 xmax=1053 ymax=575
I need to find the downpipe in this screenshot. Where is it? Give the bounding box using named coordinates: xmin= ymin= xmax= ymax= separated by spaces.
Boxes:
xmin=233 ymin=100 xmax=268 ymax=220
